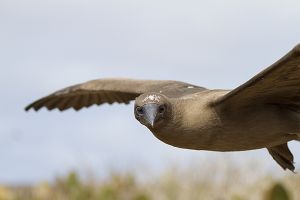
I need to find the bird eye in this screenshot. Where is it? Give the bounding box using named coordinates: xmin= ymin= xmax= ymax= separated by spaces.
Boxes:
xmin=158 ymin=105 xmax=166 ymax=114
xmin=135 ymin=106 xmax=144 ymax=115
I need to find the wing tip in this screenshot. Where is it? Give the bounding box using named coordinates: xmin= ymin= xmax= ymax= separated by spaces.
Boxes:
xmin=24 ymin=105 xmax=42 ymax=112
xmin=25 ymin=105 xmax=67 ymax=112
xmin=24 ymin=104 xmax=35 ymax=112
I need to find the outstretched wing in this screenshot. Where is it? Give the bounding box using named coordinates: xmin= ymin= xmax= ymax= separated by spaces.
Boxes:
xmin=214 ymin=44 xmax=300 ymax=110
xmin=25 ymin=78 xmax=205 ymax=111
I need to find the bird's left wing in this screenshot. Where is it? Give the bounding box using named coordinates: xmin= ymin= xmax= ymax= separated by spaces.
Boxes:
xmin=25 ymin=78 xmax=204 ymax=111
xmin=214 ymin=44 xmax=300 ymax=111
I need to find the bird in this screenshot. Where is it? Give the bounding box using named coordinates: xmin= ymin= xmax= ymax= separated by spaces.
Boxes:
xmin=26 ymin=44 xmax=300 ymax=172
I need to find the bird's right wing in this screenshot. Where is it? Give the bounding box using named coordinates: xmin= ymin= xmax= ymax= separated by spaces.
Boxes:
xmin=25 ymin=78 xmax=205 ymax=111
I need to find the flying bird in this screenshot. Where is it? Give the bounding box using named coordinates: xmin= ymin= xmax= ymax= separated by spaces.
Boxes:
xmin=26 ymin=44 xmax=300 ymax=172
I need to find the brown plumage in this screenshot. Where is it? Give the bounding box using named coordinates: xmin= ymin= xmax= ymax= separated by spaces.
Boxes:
xmin=26 ymin=44 xmax=300 ymax=172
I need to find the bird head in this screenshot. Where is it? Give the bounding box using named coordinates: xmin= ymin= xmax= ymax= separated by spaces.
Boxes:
xmin=134 ymin=93 xmax=171 ymax=129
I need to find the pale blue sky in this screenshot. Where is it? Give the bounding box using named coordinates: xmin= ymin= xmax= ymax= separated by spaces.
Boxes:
xmin=1 ymin=0 xmax=300 ymax=184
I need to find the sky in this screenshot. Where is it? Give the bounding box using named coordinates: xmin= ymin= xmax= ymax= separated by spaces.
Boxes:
xmin=1 ymin=0 xmax=300 ymax=184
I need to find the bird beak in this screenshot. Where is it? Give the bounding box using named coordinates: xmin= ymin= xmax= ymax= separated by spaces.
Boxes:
xmin=142 ymin=104 xmax=160 ymax=128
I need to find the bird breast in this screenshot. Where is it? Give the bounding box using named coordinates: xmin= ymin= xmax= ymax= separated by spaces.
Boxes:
xmin=151 ymin=92 xmax=223 ymax=150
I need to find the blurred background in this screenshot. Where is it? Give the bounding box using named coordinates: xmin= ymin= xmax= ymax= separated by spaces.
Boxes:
xmin=1 ymin=0 xmax=300 ymax=199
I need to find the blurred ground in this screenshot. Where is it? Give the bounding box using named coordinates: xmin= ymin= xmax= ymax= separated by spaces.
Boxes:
xmin=1 ymin=160 xmax=299 ymax=200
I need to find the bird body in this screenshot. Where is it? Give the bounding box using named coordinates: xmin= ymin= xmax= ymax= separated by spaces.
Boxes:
xmin=26 ymin=44 xmax=300 ymax=171
xmin=149 ymin=90 xmax=226 ymax=151
xmin=142 ymin=90 xmax=298 ymax=152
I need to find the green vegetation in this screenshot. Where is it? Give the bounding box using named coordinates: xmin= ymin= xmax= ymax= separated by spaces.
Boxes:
xmin=0 ymin=166 xmax=299 ymax=200
xmin=265 ymin=183 xmax=291 ymax=200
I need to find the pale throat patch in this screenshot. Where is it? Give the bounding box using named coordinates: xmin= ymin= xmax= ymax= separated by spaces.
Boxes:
xmin=142 ymin=94 xmax=161 ymax=103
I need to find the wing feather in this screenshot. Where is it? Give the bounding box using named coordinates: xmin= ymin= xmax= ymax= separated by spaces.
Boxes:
xmin=57 ymin=97 xmax=71 ymax=111
xmin=26 ymin=78 xmax=206 ymax=111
